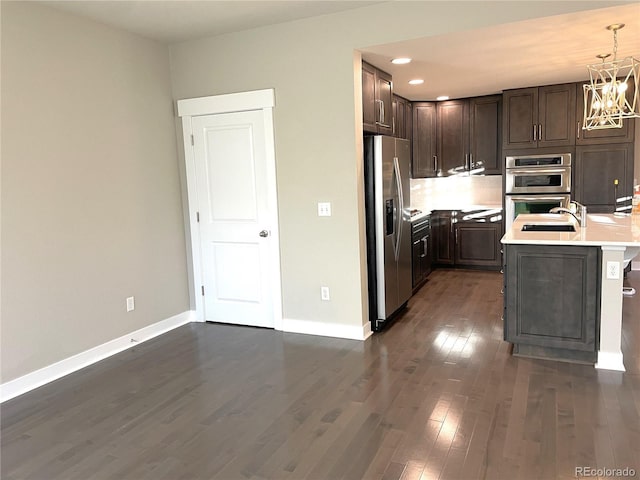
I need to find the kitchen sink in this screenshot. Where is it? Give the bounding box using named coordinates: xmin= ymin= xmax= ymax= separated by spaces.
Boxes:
xmin=521 ymin=224 xmax=576 ymax=232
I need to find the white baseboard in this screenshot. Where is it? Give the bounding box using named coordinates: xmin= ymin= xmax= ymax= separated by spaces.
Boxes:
xmin=281 ymin=318 xmax=372 ymax=341
xmin=1 ymin=311 xmax=194 ymax=403
xmin=595 ymin=350 xmax=626 ymax=372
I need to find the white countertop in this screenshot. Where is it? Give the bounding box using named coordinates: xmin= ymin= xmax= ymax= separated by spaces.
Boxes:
xmin=409 ymin=204 xmax=503 ymax=222
xmin=419 ymin=203 xmax=503 ymax=214
xmin=502 ymin=213 xmax=640 ymax=248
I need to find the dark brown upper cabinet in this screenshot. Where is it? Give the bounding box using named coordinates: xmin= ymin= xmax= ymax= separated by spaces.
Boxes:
xmin=392 ymin=94 xmax=411 ymax=140
xmin=437 ymin=99 xmax=469 ymax=175
xmin=503 ymin=83 xmax=576 ymax=149
xmin=575 ymin=82 xmax=635 ymax=145
xmin=362 ymin=62 xmax=392 ymax=136
xmin=469 ymin=95 xmax=502 ymax=175
xmin=574 ymin=143 xmax=634 ymax=214
xmin=412 ymin=102 xmax=437 ymax=178
xmin=413 ymin=95 xmax=502 ymax=178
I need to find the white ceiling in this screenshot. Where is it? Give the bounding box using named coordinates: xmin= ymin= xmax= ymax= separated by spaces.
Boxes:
xmin=362 ymin=3 xmax=640 ymax=100
xmin=42 ymin=0 xmax=383 ymax=44
xmin=42 ymin=1 xmax=640 ymax=101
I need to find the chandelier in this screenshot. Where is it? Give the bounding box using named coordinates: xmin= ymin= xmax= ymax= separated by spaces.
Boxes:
xmin=583 ymin=23 xmax=640 ymax=130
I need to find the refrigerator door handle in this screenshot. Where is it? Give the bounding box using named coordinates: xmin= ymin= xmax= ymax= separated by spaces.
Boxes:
xmin=393 ymin=156 xmax=403 ymax=261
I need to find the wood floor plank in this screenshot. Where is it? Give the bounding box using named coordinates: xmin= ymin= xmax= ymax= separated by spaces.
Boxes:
xmin=2 ymin=269 xmax=639 ymax=480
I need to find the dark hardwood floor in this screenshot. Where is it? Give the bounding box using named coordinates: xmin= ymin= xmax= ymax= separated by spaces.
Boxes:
xmin=2 ymin=269 xmax=640 ymax=480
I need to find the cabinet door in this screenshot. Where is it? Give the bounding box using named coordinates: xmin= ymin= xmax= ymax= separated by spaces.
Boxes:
xmin=469 ymin=95 xmax=502 ymax=175
xmin=393 ymin=95 xmax=406 ymax=139
xmin=538 ymin=83 xmax=575 ymax=148
xmin=362 ymin=62 xmax=377 ymax=133
xmin=437 ymin=100 xmax=469 ymax=175
xmin=433 ymin=213 xmax=454 ymax=265
xmin=420 ymin=234 xmax=432 ymax=278
xmin=405 ymin=100 xmax=412 ymax=143
xmin=412 ymin=236 xmax=423 ymax=287
xmin=574 ymin=144 xmax=634 ymax=213
xmin=503 ymin=88 xmax=537 ymax=149
xmin=412 ymin=102 xmax=437 ymax=177
xmin=454 ymin=223 xmax=502 ymax=267
xmin=576 ymin=82 xmax=635 ymax=145
xmin=376 ymin=69 xmax=393 ymax=136
xmin=504 ymin=244 xmax=599 ymax=353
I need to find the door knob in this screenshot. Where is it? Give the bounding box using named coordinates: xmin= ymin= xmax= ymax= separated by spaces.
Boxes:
xmin=259 ymin=230 xmax=269 ymax=238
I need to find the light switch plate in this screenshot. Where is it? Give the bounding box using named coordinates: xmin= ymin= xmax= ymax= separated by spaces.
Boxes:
xmin=320 ymin=286 xmax=330 ymax=301
xmin=318 ymin=202 xmax=331 ymax=217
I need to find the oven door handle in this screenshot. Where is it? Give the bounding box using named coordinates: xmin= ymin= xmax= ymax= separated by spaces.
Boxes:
xmin=505 ymin=168 xmax=570 ymax=175
xmin=506 ymin=195 xmax=570 ymax=202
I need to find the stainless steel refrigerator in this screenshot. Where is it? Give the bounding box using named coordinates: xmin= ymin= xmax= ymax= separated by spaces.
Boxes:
xmin=364 ymin=135 xmax=412 ymax=332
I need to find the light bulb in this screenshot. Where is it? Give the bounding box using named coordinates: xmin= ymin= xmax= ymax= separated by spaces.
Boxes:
xmin=618 ymin=82 xmax=628 ymax=92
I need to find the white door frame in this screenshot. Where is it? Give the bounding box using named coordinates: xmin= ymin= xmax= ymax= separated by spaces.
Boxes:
xmin=177 ymin=89 xmax=283 ymax=330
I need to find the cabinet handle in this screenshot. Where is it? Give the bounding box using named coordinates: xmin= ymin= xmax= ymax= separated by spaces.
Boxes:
xmin=533 ymin=124 xmax=537 ymax=141
xmin=538 ymin=124 xmax=542 ymax=141
xmin=375 ymin=100 xmax=391 ymax=128
xmin=469 ymin=153 xmax=473 ymax=169
xmin=392 ymin=116 xmax=395 ymax=135
xmin=455 ymin=227 xmax=459 ymax=244
xmin=577 ymin=121 xmax=581 ymax=139
xmin=434 ymin=155 xmax=438 ymax=174
xmin=421 ymin=237 xmax=428 ymax=258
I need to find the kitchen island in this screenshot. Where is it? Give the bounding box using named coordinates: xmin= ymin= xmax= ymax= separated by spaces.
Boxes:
xmin=501 ymin=213 xmax=640 ymax=371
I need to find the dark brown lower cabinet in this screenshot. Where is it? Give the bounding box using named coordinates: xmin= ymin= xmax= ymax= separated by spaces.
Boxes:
xmin=503 ymin=244 xmax=600 ymax=363
xmin=432 ymin=211 xmax=454 ymax=265
xmin=411 ymin=216 xmax=431 ymax=289
xmin=454 ymin=222 xmax=502 ymax=267
xmin=432 ymin=210 xmax=502 ymax=269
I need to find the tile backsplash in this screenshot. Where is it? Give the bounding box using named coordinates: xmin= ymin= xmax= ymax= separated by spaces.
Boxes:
xmin=410 ymin=175 xmax=503 ymax=211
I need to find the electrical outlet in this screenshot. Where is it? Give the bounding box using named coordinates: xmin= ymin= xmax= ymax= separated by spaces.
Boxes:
xmin=606 ymin=261 xmax=620 ymax=280
xmin=126 ymin=296 xmax=135 ymax=312
xmin=318 ymin=202 xmax=331 ymax=217
xmin=320 ymin=286 xmax=330 ymax=301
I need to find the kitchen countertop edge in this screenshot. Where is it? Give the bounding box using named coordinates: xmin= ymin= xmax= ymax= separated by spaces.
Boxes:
xmin=502 ymin=213 xmax=640 ymax=247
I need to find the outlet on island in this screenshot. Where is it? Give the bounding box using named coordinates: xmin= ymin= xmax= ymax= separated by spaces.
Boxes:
xmin=606 ymin=261 xmax=620 ymax=280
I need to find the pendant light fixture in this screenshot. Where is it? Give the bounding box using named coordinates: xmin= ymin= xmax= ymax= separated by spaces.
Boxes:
xmin=583 ymin=23 xmax=639 ymax=130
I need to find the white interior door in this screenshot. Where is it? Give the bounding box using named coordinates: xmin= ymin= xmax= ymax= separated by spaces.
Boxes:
xmin=192 ymin=110 xmax=275 ymax=328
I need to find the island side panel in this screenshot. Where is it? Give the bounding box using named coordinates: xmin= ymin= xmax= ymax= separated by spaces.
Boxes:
xmin=595 ymin=246 xmax=626 ymax=371
xmin=504 ymin=244 xmax=601 ymax=363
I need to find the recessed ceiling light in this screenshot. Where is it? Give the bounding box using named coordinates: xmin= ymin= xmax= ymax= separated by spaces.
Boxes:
xmin=409 ymin=79 xmax=424 ymax=85
xmin=436 ymin=95 xmax=450 ymax=101
xmin=391 ymin=57 xmax=412 ymax=65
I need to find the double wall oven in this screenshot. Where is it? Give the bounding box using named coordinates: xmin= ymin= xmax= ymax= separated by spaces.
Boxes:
xmin=505 ymin=153 xmax=572 ymax=229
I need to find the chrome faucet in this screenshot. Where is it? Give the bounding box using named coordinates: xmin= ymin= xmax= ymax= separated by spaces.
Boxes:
xmin=550 ymin=201 xmax=587 ymax=227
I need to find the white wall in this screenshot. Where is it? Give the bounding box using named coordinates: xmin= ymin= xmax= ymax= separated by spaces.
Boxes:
xmin=1 ymin=2 xmax=189 ymax=382
xmin=169 ymin=1 xmax=623 ymax=332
